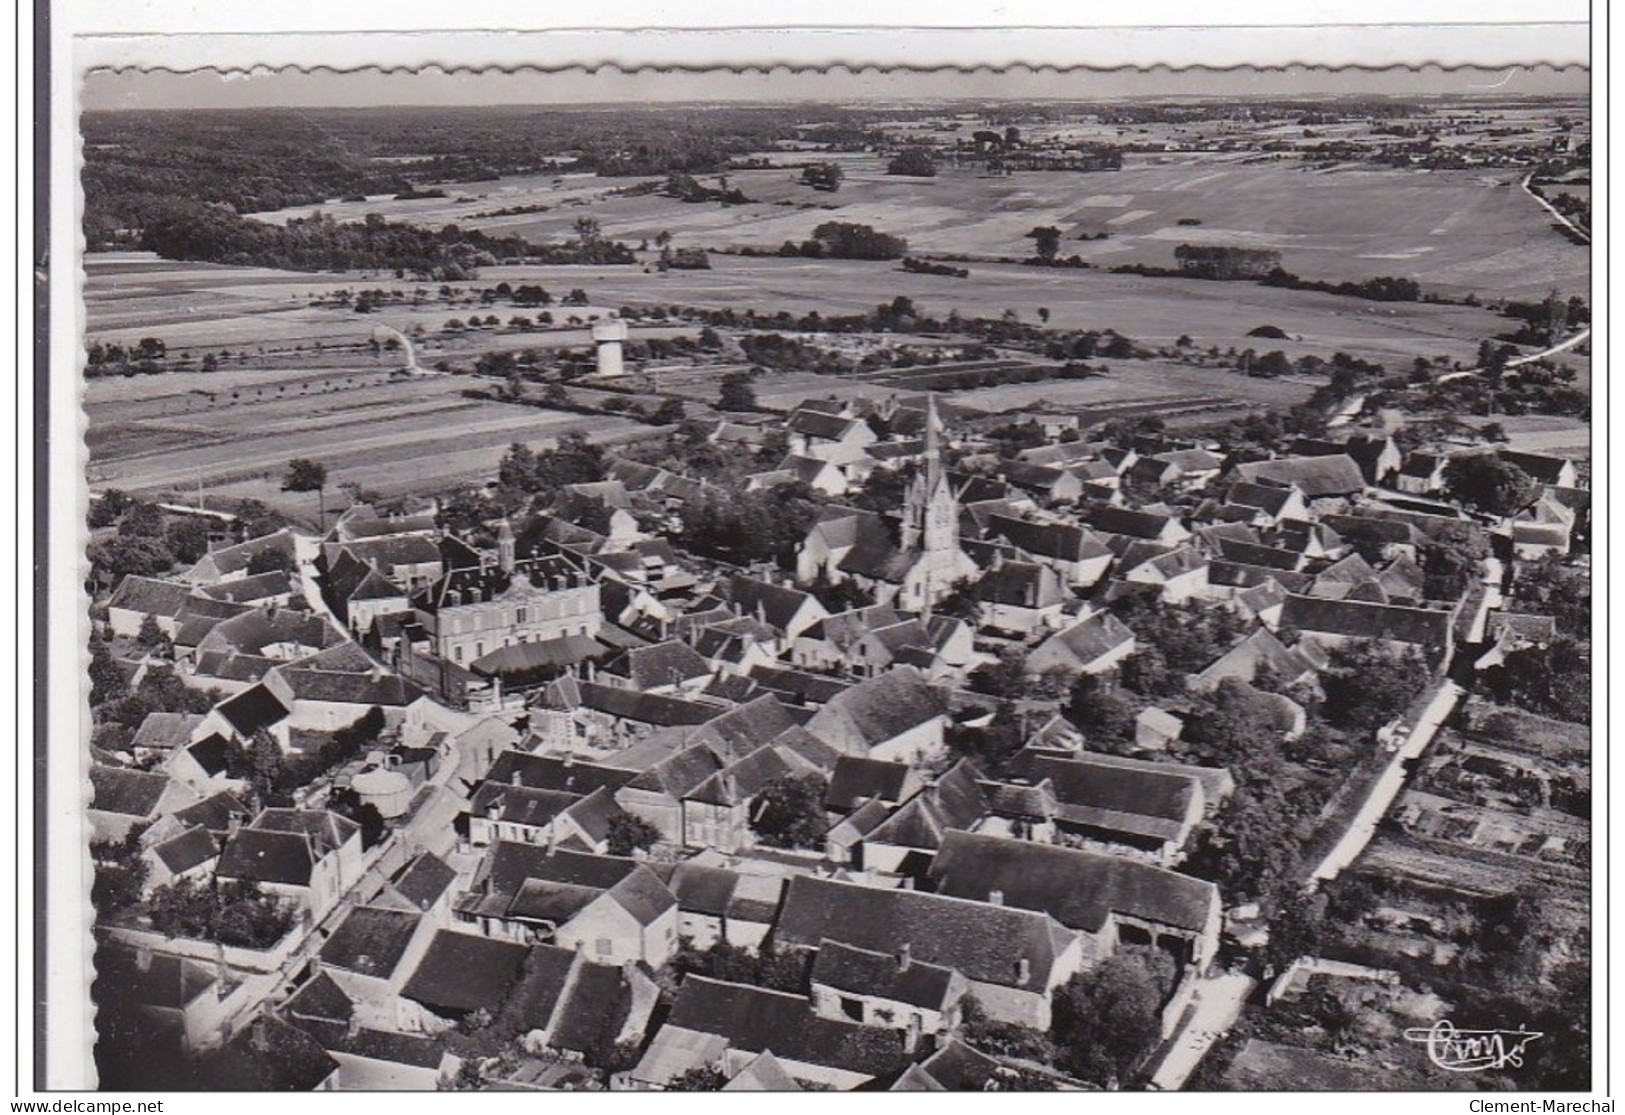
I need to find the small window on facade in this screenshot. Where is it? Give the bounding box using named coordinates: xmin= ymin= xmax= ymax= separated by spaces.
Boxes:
xmin=454 ymin=646 xmax=463 ymax=662
xmin=596 ymin=938 xmax=613 ymax=957
xmin=516 ymin=607 xmax=527 ymax=624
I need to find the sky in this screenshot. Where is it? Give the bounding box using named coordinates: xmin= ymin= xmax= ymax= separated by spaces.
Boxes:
xmin=82 ymin=62 xmax=1589 ymax=113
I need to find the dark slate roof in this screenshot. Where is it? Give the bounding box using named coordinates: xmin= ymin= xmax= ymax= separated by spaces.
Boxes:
xmin=252 ymin=808 xmax=360 ymax=856
xmin=1090 ymin=506 xmax=1177 ymax=540
xmin=689 ymin=695 xmax=802 ymax=765
xmin=928 ymin=830 xmax=1218 ymax=936
xmin=772 ymin=876 xmax=1070 ymax=991
xmin=276 ymin=666 xmax=422 ymax=707
xmin=985 ymin=514 xmax=1111 ymax=563
xmin=1028 ymin=613 xmax=1135 ymax=669
xmin=915 ymin=1038 xmax=1003 ymax=1091
xmin=836 ymin=527 xmax=913 ymax=584
xmin=198 ymin=570 xmax=294 ymax=605
xmin=826 ymin=755 xmax=917 ymax=813
xmin=283 ymin=971 xmax=355 ymax=1027
xmin=319 ymin=906 xmax=422 ymax=979
xmin=810 ymin=939 xmax=959 ymax=1011
xmin=724 ymin=576 xmax=819 ymax=634
xmin=131 ymin=711 xmax=205 ymax=753
xmin=1498 ymin=449 xmax=1573 ymax=485
xmin=866 ymin=760 xmax=988 ymax=851
xmin=413 ymin=553 xmax=589 ymax=614
xmin=1233 ymin=454 xmax=1366 ymax=498
xmin=667 ymin=976 xmax=909 ymax=1078
xmin=549 ymin=963 xmax=634 ymax=1053
xmin=172 ymin=789 xmax=252 ymax=833
xmin=487 ymin=751 xmax=638 ymax=796
xmin=599 ymin=641 xmax=712 ymax=690
xmin=390 ymin=852 xmax=459 ymax=911
xmin=89 ymin=765 xmax=172 ymax=818
xmin=216 ymin=682 xmax=293 ymax=736
xmin=1215 ymin=538 xmax=1303 ymax=571
xmin=577 ymin=681 xmax=717 ymax=728
xmin=665 ymin=863 xmax=739 ymax=917
xmin=1278 ymin=594 xmax=1453 ymax=648
xmin=478 ymin=844 xmax=675 ymax=925
xmin=1208 ymin=561 xmax=1315 ymax=595
xmin=469 ymin=783 xmax=580 ymax=829
xmin=803 ymin=668 xmax=948 ymax=752
xmin=746 ymin=665 xmax=852 ymax=706
xmin=211 ymin=1016 xmax=339 ymax=1091
xmin=624 ymin=745 xmax=725 ymax=799
xmin=98 ymin=947 xmax=217 ymax=1009
xmin=788 ymin=408 xmax=863 ymax=441
xmin=1009 ymin=752 xmax=1197 ymax=831
xmin=150 ymin=825 xmax=219 ymax=875
xmin=216 ymin=829 xmax=317 ymax=887
xmin=108 ymin=575 xmax=193 ymax=617
xmin=976 ymin=560 xmax=1067 ymax=608
xmin=502 ymin=944 xmax=578 ymax=1032
xmin=199 ymin=609 xmax=338 ymax=657
xmin=402 ymin=930 xmax=530 ymax=1014
xmin=686 ymin=745 xmax=813 ymax=807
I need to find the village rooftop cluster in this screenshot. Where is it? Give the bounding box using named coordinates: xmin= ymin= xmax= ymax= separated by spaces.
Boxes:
xmin=85 ymin=375 xmax=1590 ymax=1091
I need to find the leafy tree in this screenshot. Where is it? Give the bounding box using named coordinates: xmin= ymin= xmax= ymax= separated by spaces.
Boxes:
xmin=1051 ymin=953 xmax=1167 ymax=1086
xmin=606 ymin=812 xmax=662 ymax=856
xmin=1066 ymin=673 xmax=1137 ymax=752
xmin=961 ymin=995 xmax=1058 ymax=1064
xmin=667 ymin=1065 xmax=729 ymax=1090
xmin=1443 ymin=453 xmax=1537 ymax=517
xmin=1266 ymin=887 xmax=1327 ymax=971
xmin=147 ymin=878 xmax=296 ymax=949
xmin=88 ymin=637 xmax=131 ymax=706
xmin=749 ymin=773 xmax=829 ymax=849
xmin=1319 ymin=641 xmax=1429 ymax=733
xmin=1481 ymin=638 xmax=1590 ymax=724
xmin=135 ymin=614 xmax=170 ymax=653
xmin=1184 ymin=782 xmax=1308 ymax=902
xmin=1507 ymin=553 xmax=1591 ymax=639
xmin=163 ymin=518 xmax=213 ymax=565
xmin=91 ymin=831 xmax=149 ymax=917
xmin=886 ymin=148 xmax=938 ymax=178
xmin=717 ymin=370 xmax=757 ymax=412
xmin=1028 ymin=225 xmax=1062 ymax=262
xmin=968 ymin=648 xmax=1030 ymax=701
xmin=89 ymin=489 xmax=136 ymax=529
xmin=282 ymin=457 xmax=328 ymax=493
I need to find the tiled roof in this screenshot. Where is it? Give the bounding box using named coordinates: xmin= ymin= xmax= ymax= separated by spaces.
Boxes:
xmin=107 ymin=575 xmax=193 ymax=618
xmin=810 ymin=939 xmax=960 ymax=1011
xmin=802 ymin=668 xmax=947 ymax=754
xmin=1232 ymin=454 xmax=1365 ymax=498
xmin=319 ymin=906 xmax=422 ymax=979
xmin=89 ymin=765 xmax=173 ymax=818
xmin=826 ymin=755 xmax=918 ymax=813
xmin=150 ymin=825 xmax=219 ymax=875
xmin=1279 ymin=594 xmax=1453 ymax=648
xmin=772 ymin=876 xmax=1070 ymax=991
xmin=928 ymin=830 xmax=1218 ymax=935
xmin=402 ymin=930 xmax=530 ymax=1014
xmin=667 ymin=976 xmax=909 ymax=1078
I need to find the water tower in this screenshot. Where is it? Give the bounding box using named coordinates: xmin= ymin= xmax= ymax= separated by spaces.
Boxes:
xmin=592 ymin=318 xmax=628 ymax=377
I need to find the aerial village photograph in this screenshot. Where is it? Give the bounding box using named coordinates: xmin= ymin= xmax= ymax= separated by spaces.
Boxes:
xmin=65 ymin=31 xmax=1594 ymax=1096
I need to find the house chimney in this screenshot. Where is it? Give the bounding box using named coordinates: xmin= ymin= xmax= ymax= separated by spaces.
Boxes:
xmin=897 ymin=943 xmax=912 ymax=972
xmin=346 ymin=1013 xmax=363 ymax=1039
xmin=511 ymin=769 xmax=523 ymax=787
xmin=988 ymin=888 xmax=1004 ymax=907
xmin=1015 ymin=957 xmax=1031 ymax=987
xmin=250 ymin=1015 xmax=272 ymax=1053
xmin=227 ymin=811 xmax=245 ymax=837
xmin=546 ymin=826 xmax=558 ymax=856
xmin=135 ymin=946 xmax=153 ymax=973
xmin=563 ymin=751 xmax=575 ymax=769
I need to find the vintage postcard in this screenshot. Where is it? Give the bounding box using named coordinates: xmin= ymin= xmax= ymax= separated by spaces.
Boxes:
xmin=39 ymin=11 xmax=1597 ymax=1099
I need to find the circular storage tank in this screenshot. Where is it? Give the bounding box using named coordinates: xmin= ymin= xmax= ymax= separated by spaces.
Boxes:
xmin=351 ymin=767 xmax=413 ymax=819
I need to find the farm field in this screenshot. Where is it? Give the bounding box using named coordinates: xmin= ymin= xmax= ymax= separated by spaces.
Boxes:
xmin=248 ymin=153 xmax=1590 ymax=302
xmin=87 ymin=251 xmax=1519 ymax=374
xmin=86 ymin=369 xmax=644 ymax=521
